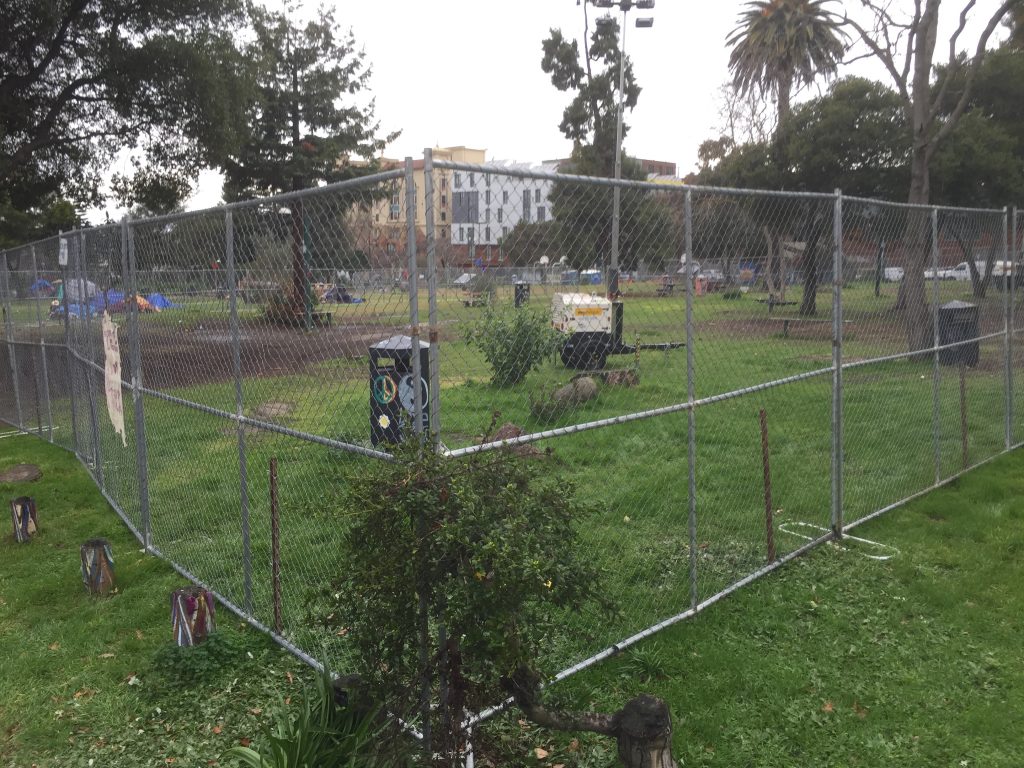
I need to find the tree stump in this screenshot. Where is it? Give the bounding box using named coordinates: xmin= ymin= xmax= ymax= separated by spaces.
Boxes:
xmin=0 ymin=464 xmax=42 ymax=483
xmin=9 ymin=497 xmax=38 ymax=543
xmin=171 ymin=587 xmax=216 ymax=646
xmin=80 ymin=538 xmax=115 ymax=595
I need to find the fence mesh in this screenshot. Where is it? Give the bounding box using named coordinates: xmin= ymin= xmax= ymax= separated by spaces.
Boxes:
xmin=2 ymin=156 xmax=1021 ymax=742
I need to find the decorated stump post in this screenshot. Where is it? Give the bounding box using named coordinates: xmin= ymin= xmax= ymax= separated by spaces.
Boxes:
xmin=80 ymin=538 xmax=115 ymax=595
xmin=10 ymin=497 xmax=38 ymax=542
xmin=171 ymin=586 xmax=216 ymax=646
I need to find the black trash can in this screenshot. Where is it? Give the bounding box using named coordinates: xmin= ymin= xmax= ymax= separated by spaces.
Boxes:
xmin=514 ymin=281 xmax=530 ymax=308
xmin=369 ymin=335 xmax=430 ymax=446
xmin=938 ymin=300 xmax=979 ymax=366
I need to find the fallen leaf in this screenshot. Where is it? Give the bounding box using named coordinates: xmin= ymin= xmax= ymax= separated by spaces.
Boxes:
xmin=212 ymin=725 xmax=222 ymax=734
xmin=553 ymin=764 xmax=565 ymax=768
xmin=239 ymin=738 xmax=251 ymax=747
xmin=286 ymin=671 xmax=294 ymax=684
xmin=517 ymin=719 xmax=529 ymax=730
xmin=284 ymin=697 xmax=291 ymax=705
xmin=568 ymin=738 xmax=580 ymax=751
xmin=534 ymin=747 xmax=549 ymax=759
xmin=135 ymin=630 xmax=144 ymax=640
xmin=48 ymin=643 xmax=60 ymax=651
xmin=248 ymin=708 xmax=262 ymax=716
xmin=821 ymin=701 xmax=834 ymax=713
xmin=98 ymin=653 xmax=115 ymax=659
xmin=853 ymin=701 xmax=869 ymax=719
xmin=73 ymin=689 xmax=96 ymax=699
xmin=166 ymin=759 xmax=176 ymax=764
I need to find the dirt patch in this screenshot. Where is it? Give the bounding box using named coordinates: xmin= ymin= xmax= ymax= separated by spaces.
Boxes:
xmin=0 ymin=464 xmax=42 ymax=484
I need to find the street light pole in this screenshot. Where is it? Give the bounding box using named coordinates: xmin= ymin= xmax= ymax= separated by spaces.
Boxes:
xmin=594 ymin=0 xmax=653 ymax=300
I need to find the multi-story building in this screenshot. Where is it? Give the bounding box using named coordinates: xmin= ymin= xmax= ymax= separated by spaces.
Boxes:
xmin=449 ymin=160 xmax=559 ymax=264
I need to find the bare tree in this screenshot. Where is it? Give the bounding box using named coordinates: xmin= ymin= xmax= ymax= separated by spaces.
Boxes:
xmin=842 ymin=0 xmax=1020 ymax=350
xmin=716 ymin=82 xmax=774 ymax=147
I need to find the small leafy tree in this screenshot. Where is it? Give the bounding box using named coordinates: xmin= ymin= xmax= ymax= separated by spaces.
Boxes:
xmin=463 ymin=305 xmax=561 ymax=387
xmin=316 ymin=442 xmax=609 ymax=763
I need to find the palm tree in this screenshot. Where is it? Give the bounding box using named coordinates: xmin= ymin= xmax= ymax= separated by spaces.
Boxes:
xmin=726 ymin=0 xmax=847 ymax=137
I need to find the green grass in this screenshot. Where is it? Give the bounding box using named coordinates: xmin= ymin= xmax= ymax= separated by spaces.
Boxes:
xmin=0 ymin=434 xmax=312 ymax=768
xmin=3 ymin=429 xmax=1024 ymax=766
xmin=476 ymin=447 xmax=1024 ymax=767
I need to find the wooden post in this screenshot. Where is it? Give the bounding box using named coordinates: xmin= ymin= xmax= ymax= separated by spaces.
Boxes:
xmin=10 ymin=497 xmax=37 ymax=543
xmin=270 ymin=457 xmax=283 ymax=634
xmin=960 ymin=362 xmax=969 ymax=469
xmin=759 ymin=409 xmax=776 ymax=563
xmin=80 ymin=538 xmax=115 ymax=595
xmin=171 ymin=587 xmax=216 ymax=646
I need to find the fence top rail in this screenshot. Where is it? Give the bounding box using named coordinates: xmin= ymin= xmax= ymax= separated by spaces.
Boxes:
xmin=843 ymin=194 xmax=1005 ymax=216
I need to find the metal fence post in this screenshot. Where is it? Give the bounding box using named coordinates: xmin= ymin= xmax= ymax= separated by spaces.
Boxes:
xmin=684 ymin=189 xmax=698 ymax=609
xmin=931 ymin=208 xmax=941 ymax=484
xmin=225 ymin=211 xmax=253 ymax=614
xmin=59 ymin=232 xmax=81 ymax=456
xmin=1011 ymin=207 xmax=1018 ymax=446
xmin=1003 ymin=207 xmax=1012 ymax=450
xmin=831 ymin=190 xmax=844 ymax=539
xmin=30 ymin=246 xmax=53 ymax=440
xmin=124 ymin=219 xmax=151 ymax=547
xmin=423 ymin=149 xmax=442 ymax=449
xmin=1 ymin=251 xmax=23 ymax=429
xmin=405 ymin=157 xmax=424 ymax=438
xmin=79 ymin=230 xmax=104 ymax=488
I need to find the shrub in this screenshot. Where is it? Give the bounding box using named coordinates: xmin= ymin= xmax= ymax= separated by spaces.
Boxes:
xmin=312 ymin=441 xmax=610 ymax=760
xmin=463 ymin=305 xmax=561 ymax=387
xmin=722 ymin=287 xmax=743 ymax=300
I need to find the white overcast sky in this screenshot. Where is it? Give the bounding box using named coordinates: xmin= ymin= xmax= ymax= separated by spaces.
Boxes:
xmin=158 ymin=0 xmax=1012 ymax=212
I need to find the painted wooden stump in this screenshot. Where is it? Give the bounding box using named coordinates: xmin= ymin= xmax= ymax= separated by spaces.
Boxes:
xmin=9 ymin=497 xmax=38 ymax=543
xmin=80 ymin=538 xmax=116 ymax=595
xmin=171 ymin=587 xmax=216 ymax=646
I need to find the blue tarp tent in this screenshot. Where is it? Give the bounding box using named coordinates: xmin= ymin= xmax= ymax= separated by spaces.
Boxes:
xmin=29 ymin=279 xmax=53 ymax=296
xmin=146 ymin=293 xmax=180 ymax=309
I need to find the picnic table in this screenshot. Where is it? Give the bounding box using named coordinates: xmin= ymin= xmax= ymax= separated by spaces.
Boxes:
xmin=755 ymin=295 xmax=798 ymax=314
xmin=655 ymin=282 xmax=675 ymax=296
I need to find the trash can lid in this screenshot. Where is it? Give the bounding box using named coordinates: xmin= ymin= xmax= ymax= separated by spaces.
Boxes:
xmin=370 ymin=335 xmax=430 ymax=351
xmin=940 ymin=300 xmax=976 ymax=310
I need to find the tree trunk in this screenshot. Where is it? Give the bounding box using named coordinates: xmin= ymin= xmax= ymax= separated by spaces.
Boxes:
xmin=504 ymin=666 xmax=679 ymax=768
xmin=80 ymin=538 xmax=115 ymax=595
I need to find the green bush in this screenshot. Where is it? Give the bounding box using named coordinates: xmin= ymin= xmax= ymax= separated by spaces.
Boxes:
xmin=463 ymin=305 xmax=561 ymax=387
xmin=722 ymin=287 xmax=743 ymax=300
xmin=313 ymin=442 xmax=610 ymax=759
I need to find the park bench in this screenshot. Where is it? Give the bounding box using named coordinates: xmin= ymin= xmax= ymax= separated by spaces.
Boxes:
xmin=755 ymin=295 xmax=798 ymax=314
xmin=655 ymin=282 xmax=675 ymax=297
xmin=462 ymin=291 xmax=487 ymax=308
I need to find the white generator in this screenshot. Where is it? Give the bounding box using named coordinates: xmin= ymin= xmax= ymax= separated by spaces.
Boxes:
xmin=551 ymin=292 xmax=683 ymax=370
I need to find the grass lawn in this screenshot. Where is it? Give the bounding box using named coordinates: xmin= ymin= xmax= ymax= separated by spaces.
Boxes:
xmin=478 ymin=446 xmax=1024 ymax=767
xmin=0 ymin=434 xmax=312 ymax=768
xmin=2 ymin=427 xmax=1024 ymax=766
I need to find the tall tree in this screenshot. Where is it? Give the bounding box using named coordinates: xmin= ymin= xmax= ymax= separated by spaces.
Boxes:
xmin=727 ymin=0 xmax=846 ymax=139
xmin=842 ymin=0 xmax=1020 ymax=350
xmin=0 ymin=0 xmax=248 ymax=222
xmin=224 ymin=3 xmax=397 ymax=324
xmin=541 ymin=8 xmax=677 ymax=276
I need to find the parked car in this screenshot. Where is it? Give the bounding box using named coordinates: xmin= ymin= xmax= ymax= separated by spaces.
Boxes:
xmin=883 ymin=267 xmax=904 ymax=282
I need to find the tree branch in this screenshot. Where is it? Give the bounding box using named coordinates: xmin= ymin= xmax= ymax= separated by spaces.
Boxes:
xmin=930 ymin=0 xmax=1018 ymax=154
xmin=928 ymin=0 xmax=978 ymax=121
xmin=502 ymin=665 xmax=617 ymax=736
xmin=0 ymin=0 xmax=91 ymax=102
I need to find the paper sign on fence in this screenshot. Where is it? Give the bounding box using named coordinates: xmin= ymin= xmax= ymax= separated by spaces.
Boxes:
xmin=102 ymin=312 xmax=126 ymax=447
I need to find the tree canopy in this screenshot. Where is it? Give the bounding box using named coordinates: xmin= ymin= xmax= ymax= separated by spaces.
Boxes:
xmin=0 ymin=0 xmax=249 ymax=216
xmin=222 ymin=3 xmax=397 ymax=201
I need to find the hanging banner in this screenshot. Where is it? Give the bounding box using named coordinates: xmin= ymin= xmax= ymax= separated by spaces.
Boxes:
xmin=102 ymin=312 xmax=127 ymax=447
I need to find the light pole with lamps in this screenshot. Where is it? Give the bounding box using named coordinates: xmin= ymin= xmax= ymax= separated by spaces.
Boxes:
xmin=593 ymin=0 xmax=654 ymax=299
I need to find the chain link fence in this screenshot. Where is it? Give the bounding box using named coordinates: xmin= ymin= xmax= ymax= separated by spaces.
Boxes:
xmin=2 ymin=154 xmax=1022 ymax=745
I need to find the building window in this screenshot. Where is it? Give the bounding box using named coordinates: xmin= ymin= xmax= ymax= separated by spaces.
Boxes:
xmin=485 ymin=173 xmax=491 ymax=187
xmin=455 ymin=173 xmax=462 ymax=188
xmin=485 ymin=226 xmax=491 ymax=241
xmin=442 ymin=227 xmax=448 ymax=238
xmin=441 ymin=175 xmax=447 ymax=190
xmin=497 ymin=209 xmax=503 ymax=223
xmin=469 ymin=172 xmax=475 ymax=186
xmin=441 ymin=211 xmax=447 ymax=222
xmin=458 ymin=226 xmax=464 ymax=241
xmin=485 ymin=190 xmax=491 ymax=205
xmin=537 ymin=206 xmax=546 ymax=223
xmin=534 ymin=188 xmax=541 ymax=203
xmin=485 ymin=208 xmax=490 ymax=222
xmin=503 ymin=226 xmax=509 ymax=237
xmin=441 ymin=194 xmax=447 ymax=206
xmin=503 ymin=190 xmax=509 ymax=204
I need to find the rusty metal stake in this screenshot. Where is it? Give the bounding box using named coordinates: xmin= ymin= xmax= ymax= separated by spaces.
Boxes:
xmin=959 ymin=363 xmax=969 ymax=470
xmin=270 ymin=456 xmax=282 ymax=634
xmin=759 ymin=408 xmax=776 ymax=563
